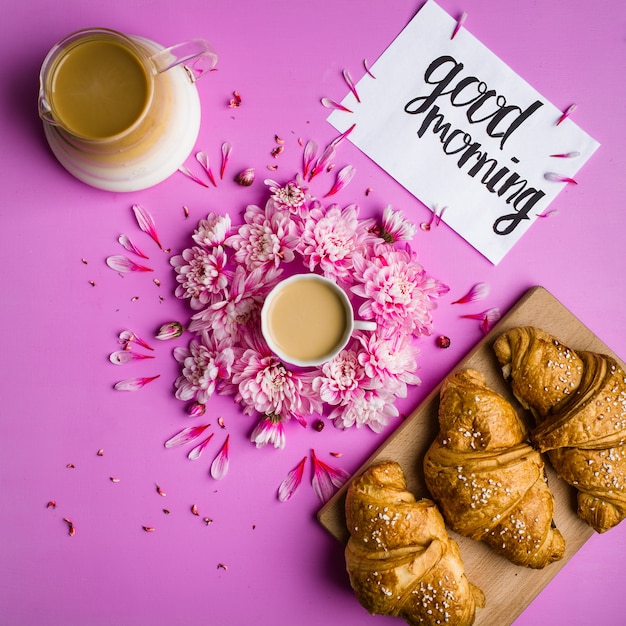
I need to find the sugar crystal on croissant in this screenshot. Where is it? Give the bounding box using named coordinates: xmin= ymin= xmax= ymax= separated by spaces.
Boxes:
xmin=345 ymin=461 xmax=484 ymax=626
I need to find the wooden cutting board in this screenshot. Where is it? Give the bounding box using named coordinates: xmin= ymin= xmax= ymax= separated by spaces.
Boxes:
xmin=317 ymin=286 xmax=625 ymax=626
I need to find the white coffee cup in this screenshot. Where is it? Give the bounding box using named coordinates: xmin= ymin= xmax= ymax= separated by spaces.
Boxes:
xmin=261 ymin=274 xmax=376 ymax=367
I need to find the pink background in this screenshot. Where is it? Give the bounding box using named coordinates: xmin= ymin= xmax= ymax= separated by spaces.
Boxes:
xmin=1 ymin=1 xmax=625 ymax=624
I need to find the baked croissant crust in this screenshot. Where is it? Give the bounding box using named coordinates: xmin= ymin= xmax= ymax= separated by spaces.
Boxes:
xmin=493 ymin=326 xmax=626 ymax=533
xmin=345 ymin=461 xmax=485 ymax=626
xmin=423 ymin=369 xmax=565 ymax=568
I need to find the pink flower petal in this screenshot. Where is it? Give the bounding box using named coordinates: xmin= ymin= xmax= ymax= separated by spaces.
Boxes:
xmin=178 ymin=165 xmax=210 ymax=188
xmin=109 ymin=350 xmax=156 ymax=365
xmin=320 ymin=97 xmax=352 ymax=113
xmin=309 ymin=145 xmax=336 ymax=180
xmin=451 ymin=11 xmax=467 ymax=39
xmin=537 ymin=209 xmax=559 ymax=218
xmin=106 ymin=255 xmax=153 ymax=273
xmin=303 ymin=140 xmax=318 ymax=178
xmin=118 ymin=330 xmax=154 ymax=351
xmin=544 ymin=172 xmax=578 ymax=185
xmin=556 ymin=103 xmax=577 ymax=126
xmin=114 ymin=375 xmax=160 ymax=391
xmin=549 ymin=151 xmax=580 ymax=158
xmin=363 ymin=59 xmax=376 ymax=79
xmin=342 ymin=69 xmax=360 ymax=103
xmin=451 ymin=282 xmax=490 ymax=304
xmin=329 ymin=123 xmax=356 ymax=148
xmin=323 ymin=164 xmax=356 ymax=197
xmin=164 ymin=424 xmax=211 ymax=448
xmin=188 ymin=433 xmax=214 ymax=460
xmin=460 ymin=307 xmax=501 ymax=334
xmin=195 ymin=151 xmax=217 ymax=186
xmin=118 ymin=235 xmax=149 ymax=259
xmin=210 ymin=435 xmax=230 ymax=480
xmin=220 ymin=142 xmax=232 ymax=179
xmin=132 ymin=205 xmax=163 ymax=250
xmin=311 ymin=449 xmax=350 ymax=503
xmin=278 ymin=456 xmax=307 ymax=502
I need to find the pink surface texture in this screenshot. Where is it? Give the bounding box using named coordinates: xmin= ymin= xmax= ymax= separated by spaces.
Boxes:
xmin=1 ymin=1 xmax=625 ymax=625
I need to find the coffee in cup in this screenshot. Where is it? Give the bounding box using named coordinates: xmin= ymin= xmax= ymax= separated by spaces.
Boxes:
xmin=261 ymin=274 xmax=376 ymax=367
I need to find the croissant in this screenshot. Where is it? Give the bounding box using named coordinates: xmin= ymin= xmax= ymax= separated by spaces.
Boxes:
xmin=345 ymin=461 xmax=485 ymax=626
xmin=493 ymin=326 xmax=626 ymax=533
xmin=423 ymin=369 xmax=565 ymax=568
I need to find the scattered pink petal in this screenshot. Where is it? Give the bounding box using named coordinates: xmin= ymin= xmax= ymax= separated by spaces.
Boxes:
xmin=132 ymin=204 xmax=163 ymax=250
xmin=303 ymin=140 xmax=319 ymax=178
xmin=278 ymin=456 xmax=307 ymax=502
xmin=311 ymin=449 xmax=350 ymax=504
xmin=330 ymin=123 xmax=356 ymax=148
xmin=537 ymin=209 xmax=559 ymax=218
xmin=155 ymin=321 xmax=184 ymax=340
xmin=178 ymin=165 xmax=210 ymax=188
xmin=106 ymin=255 xmax=153 ymax=273
xmin=164 ymin=423 xmax=211 ymax=448
xmin=550 ymin=151 xmax=580 ymax=158
xmin=309 ymin=145 xmax=336 ymax=180
xmin=109 ymin=350 xmax=155 ymax=365
xmin=451 ymin=282 xmax=490 ymax=304
xmin=114 ymin=375 xmax=161 ymax=391
xmin=196 ymin=152 xmax=218 ymax=186
xmin=320 ymin=97 xmax=352 ymax=113
xmin=210 ymin=435 xmax=230 ymax=480
xmin=544 ymin=172 xmax=578 ymax=185
xmin=342 ymin=69 xmax=360 ymax=103
xmin=118 ymin=330 xmax=154 ymax=351
xmin=460 ymin=307 xmax=501 ymax=334
xmin=220 ymin=142 xmax=232 ymax=179
xmin=118 ymin=234 xmax=149 ymax=259
xmin=323 ymin=164 xmax=356 ymax=198
xmin=556 ymin=103 xmax=577 ymax=126
xmin=363 ymin=59 xmax=376 ymax=79
xmin=451 ymin=11 xmax=467 ymax=39
xmin=188 ymin=433 xmax=215 ymax=460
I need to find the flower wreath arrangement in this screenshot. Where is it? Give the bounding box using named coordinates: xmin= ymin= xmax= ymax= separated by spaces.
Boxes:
xmin=168 ymin=153 xmax=450 ymax=455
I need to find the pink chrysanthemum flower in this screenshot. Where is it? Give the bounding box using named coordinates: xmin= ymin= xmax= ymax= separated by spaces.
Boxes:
xmin=192 ymin=213 xmax=232 ymax=247
xmin=329 ymin=387 xmax=399 ymax=433
xmin=265 ymin=177 xmax=309 ymax=216
xmin=351 ymin=245 xmax=449 ymax=337
xmin=250 ymin=413 xmax=286 ymax=449
xmin=225 ymin=202 xmax=299 ymax=272
xmin=232 ymin=336 xmax=322 ymax=425
xmin=173 ymin=332 xmax=235 ymax=404
xmin=312 ymin=345 xmax=369 ymax=405
xmin=298 ymin=203 xmax=369 ymax=283
xmin=188 ymin=265 xmax=281 ymax=342
xmin=170 ymin=245 xmax=230 ymax=310
xmin=357 ymin=333 xmax=421 ymax=397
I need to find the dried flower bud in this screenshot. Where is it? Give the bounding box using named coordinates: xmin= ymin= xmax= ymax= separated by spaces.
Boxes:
xmin=313 ymin=419 xmax=325 ymax=432
xmin=155 ymin=321 xmax=184 ymax=340
xmin=234 ymin=168 xmax=255 ymax=186
xmin=188 ymin=402 xmax=206 ymax=418
xmin=437 ymin=335 xmax=451 ymax=349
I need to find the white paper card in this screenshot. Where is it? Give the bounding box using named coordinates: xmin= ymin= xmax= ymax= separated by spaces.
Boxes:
xmin=327 ymin=1 xmax=600 ymax=264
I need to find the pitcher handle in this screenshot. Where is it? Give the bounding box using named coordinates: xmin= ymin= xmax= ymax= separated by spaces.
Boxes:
xmin=149 ymin=39 xmax=217 ymax=82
